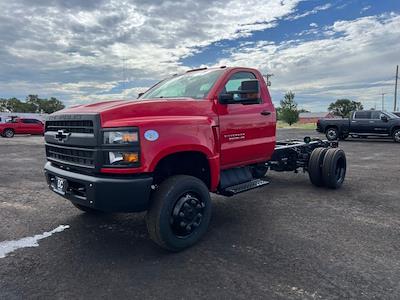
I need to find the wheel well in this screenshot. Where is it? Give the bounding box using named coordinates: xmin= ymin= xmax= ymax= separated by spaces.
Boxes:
xmin=391 ymin=126 xmax=400 ymax=135
xmin=325 ymin=126 xmax=338 ymax=133
xmin=153 ymin=151 xmax=211 ymax=189
xmin=4 ymin=128 xmax=14 ymax=132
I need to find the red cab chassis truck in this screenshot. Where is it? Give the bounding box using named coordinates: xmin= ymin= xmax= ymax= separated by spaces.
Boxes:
xmin=44 ymin=67 xmax=347 ymax=251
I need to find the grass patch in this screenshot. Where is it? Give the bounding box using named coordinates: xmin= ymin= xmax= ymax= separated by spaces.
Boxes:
xmin=277 ymin=121 xmax=317 ymax=130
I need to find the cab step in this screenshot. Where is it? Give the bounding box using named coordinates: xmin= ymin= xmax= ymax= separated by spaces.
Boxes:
xmin=220 ymin=179 xmax=270 ymax=196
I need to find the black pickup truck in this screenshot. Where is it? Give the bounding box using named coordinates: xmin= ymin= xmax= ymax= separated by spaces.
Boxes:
xmin=317 ymin=110 xmax=400 ymax=142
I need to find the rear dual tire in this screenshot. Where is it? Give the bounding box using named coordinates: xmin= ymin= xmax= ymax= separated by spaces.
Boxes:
xmin=308 ymin=147 xmax=346 ymax=189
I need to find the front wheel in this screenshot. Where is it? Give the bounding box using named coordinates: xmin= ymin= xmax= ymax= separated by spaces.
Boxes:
xmin=393 ymin=129 xmax=400 ymax=143
xmin=146 ymin=175 xmax=212 ymax=251
xmin=325 ymin=128 xmax=339 ymax=141
xmin=3 ymin=129 xmax=14 ymax=138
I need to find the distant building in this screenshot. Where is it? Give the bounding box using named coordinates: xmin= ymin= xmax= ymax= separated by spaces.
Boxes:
xmin=0 ymin=112 xmax=48 ymax=123
xmin=298 ymin=112 xmax=335 ymax=124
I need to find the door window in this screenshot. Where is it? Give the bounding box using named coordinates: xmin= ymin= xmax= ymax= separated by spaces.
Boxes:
xmin=354 ymin=111 xmax=371 ymax=119
xmin=222 ymin=72 xmax=258 ymax=102
xmin=370 ymin=111 xmax=383 ymax=119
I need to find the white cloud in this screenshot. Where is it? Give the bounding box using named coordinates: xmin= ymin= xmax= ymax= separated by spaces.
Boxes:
xmin=361 ymin=6 xmax=372 ymax=14
xmin=286 ymin=3 xmax=332 ymax=21
xmin=0 ymin=0 xmax=301 ymax=105
xmin=0 ymin=1 xmax=399 ymax=112
xmin=215 ymin=14 xmax=400 ymax=111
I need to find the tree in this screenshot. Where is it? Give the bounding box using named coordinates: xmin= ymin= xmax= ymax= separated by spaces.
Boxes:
xmin=0 ymin=96 xmax=65 ymax=113
xmin=328 ymin=99 xmax=363 ymax=118
xmin=280 ymin=91 xmax=299 ymax=125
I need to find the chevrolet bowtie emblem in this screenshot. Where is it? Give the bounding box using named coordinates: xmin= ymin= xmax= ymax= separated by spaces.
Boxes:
xmin=55 ymin=130 xmax=71 ymax=142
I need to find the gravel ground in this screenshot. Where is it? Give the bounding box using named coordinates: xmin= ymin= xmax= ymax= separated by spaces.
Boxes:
xmin=0 ymin=130 xmax=399 ymax=299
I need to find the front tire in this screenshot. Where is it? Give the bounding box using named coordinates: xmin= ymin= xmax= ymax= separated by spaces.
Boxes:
xmin=325 ymin=128 xmax=339 ymax=141
xmin=393 ymin=129 xmax=400 ymax=143
xmin=3 ymin=129 xmax=14 ymax=138
xmin=146 ymin=175 xmax=212 ymax=252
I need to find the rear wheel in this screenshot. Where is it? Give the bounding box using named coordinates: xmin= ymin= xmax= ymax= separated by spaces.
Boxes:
xmin=322 ymin=148 xmax=346 ymax=189
xmin=308 ymin=147 xmax=328 ymax=187
xmin=393 ymin=129 xmax=400 ymax=143
xmin=3 ymin=129 xmax=14 ymax=138
xmin=146 ymin=175 xmax=212 ymax=251
xmin=325 ymin=128 xmax=338 ymax=141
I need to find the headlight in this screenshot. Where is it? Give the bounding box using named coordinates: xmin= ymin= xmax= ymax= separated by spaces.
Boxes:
xmin=103 ymin=130 xmax=138 ymax=144
xmin=109 ymin=151 xmax=139 ymax=165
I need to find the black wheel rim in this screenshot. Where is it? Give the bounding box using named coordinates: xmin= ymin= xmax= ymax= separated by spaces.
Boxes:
xmin=335 ymin=157 xmax=346 ymax=184
xmin=170 ymin=193 xmax=205 ymax=238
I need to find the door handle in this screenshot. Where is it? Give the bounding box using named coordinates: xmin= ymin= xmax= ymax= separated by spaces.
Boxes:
xmin=260 ymin=110 xmax=271 ymax=116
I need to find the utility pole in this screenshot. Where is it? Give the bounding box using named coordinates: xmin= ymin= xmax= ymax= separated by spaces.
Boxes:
xmin=263 ymin=74 xmax=274 ymax=86
xmin=395 ymin=65 xmax=399 ymax=111
xmin=381 ymin=90 xmax=386 ymax=110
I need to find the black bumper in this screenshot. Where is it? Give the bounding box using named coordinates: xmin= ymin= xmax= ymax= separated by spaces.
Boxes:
xmin=44 ymin=162 xmax=153 ymax=212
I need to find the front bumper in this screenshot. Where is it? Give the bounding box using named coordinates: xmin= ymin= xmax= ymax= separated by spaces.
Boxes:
xmin=44 ymin=162 xmax=153 ymax=212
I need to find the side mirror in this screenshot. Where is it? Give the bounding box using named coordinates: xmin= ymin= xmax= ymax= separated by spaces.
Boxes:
xmin=380 ymin=114 xmax=388 ymax=122
xmin=219 ymin=93 xmax=234 ymax=104
xmin=240 ymin=80 xmax=259 ymax=94
xmin=219 ymin=80 xmax=260 ymax=105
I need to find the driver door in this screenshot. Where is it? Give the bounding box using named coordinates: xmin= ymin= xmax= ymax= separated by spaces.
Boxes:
xmin=216 ymin=70 xmax=275 ymax=168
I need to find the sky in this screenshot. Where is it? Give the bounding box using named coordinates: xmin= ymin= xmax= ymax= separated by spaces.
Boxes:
xmin=0 ymin=0 xmax=399 ymax=111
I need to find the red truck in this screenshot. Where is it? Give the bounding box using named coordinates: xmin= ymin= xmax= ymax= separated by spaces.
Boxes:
xmin=44 ymin=66 xmax=347 ymax=251
xmin=0 ymin=118 xmax=44 ymax=138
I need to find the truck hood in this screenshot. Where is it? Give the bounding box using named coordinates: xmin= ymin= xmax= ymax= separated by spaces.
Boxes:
xmin=53 ymin=98 xmax=216 ymax=127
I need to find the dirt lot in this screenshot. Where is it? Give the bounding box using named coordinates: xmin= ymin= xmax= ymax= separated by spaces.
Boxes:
xmin=0 ymin=130 xmax=399 ymax=299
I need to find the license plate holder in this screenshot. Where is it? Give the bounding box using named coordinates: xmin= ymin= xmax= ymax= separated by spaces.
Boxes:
xmin=53 ymin=176 xmax=68 ymax=195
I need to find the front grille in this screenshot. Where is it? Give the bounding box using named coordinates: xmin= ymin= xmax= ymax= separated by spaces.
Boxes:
xmin=46 ymin=120 xmax=94 ymax=133
xmin=46 ymin=144 xmax=95 ymax=168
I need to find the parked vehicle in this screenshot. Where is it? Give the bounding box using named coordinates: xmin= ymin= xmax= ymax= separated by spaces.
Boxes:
xmin=317 ymin=110 xmax=400 ymax=142
xmin=44 ymin=66 xmax=347 ymax=251
xmin=0 ymin=118 xmax=44 ymax=138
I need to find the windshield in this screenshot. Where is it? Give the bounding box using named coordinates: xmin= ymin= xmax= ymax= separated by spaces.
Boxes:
xmin=385 ymin=111 xmax=400 ymax=119
xmin=140 ymin=69 xmax=224 ymax=100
